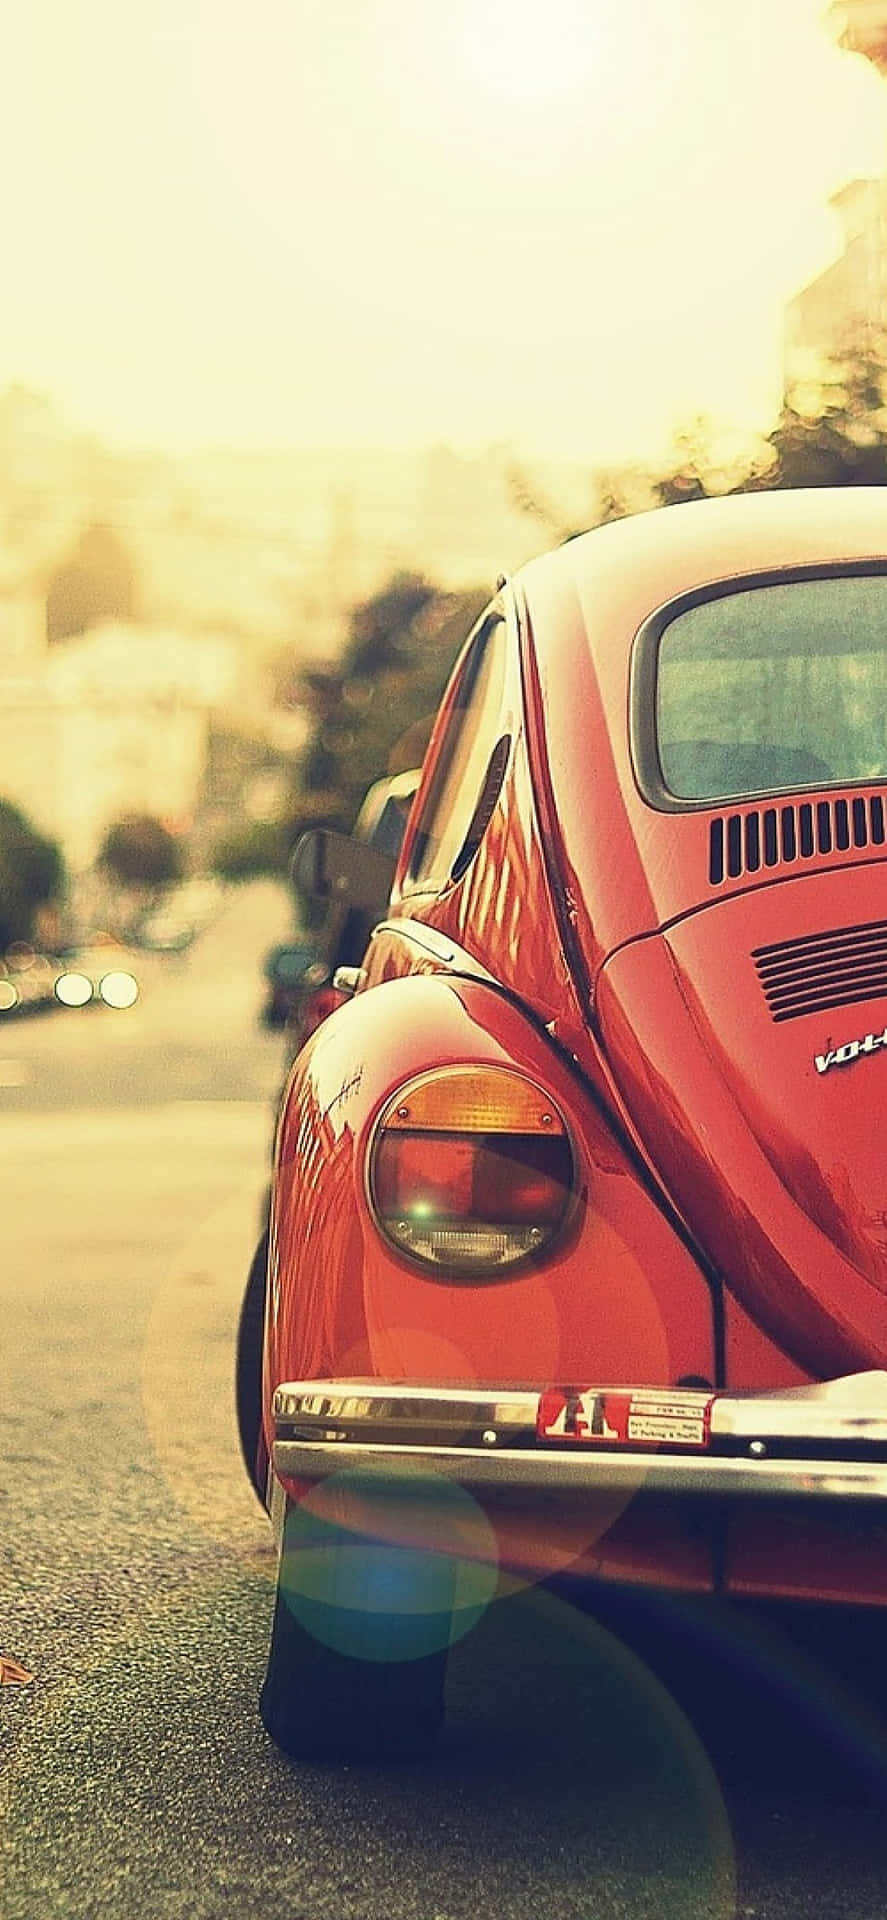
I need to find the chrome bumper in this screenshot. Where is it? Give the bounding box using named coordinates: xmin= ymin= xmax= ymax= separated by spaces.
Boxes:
xmin=272 ymin=1374 xmax=887 ymax=1504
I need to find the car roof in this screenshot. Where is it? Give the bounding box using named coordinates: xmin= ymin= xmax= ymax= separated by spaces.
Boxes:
xmin=515 ymin=486 xmax=887 ymax=802
xmin=509 ymin=489 xmax=887 ymax=964
xmin=519 ymin=487 xmax=887 ymax=669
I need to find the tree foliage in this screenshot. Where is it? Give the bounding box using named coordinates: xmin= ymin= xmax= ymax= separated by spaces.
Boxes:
xmin=46 ymin=522 xmax=138 ymax=643
xmin=0 ymin=799 xmax=66 ymax=949
xmin=209 ymin=818 xmax=292 ymax=883
xmin=292 ymin=572 xmax=486 ymax=831
xmin=275 ymin=336 xmax=887 ymax=870
xmin=98 ymin=814 xmax=183 ymax=890
xmin=511 ymin=333 xmax=887 ymax=538
xmin=741 ymin=334 xmax=887 ymax=492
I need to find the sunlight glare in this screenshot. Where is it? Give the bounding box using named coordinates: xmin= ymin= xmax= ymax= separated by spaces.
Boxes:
xmin=462 ymin=0 xmax=614 ymax=102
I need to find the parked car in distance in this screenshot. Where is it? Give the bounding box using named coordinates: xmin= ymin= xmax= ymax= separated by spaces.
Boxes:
xmin=239 ymin=488 xmax=887 ymax=1762
xmin=260 ymin=941 xmax=329 ymax=1031
xmin=130 ymin=878 xmax=222 ymax=954
xmin=0 ymin=947 xmax=59 ymax=1016
xmin=132 ymin=908 xmax=195 ymax=954
xmin=282 ymin=767 xmax=422 ymax=1046
xmin=329 ymin=764 xmax=424 ymax=958
xmin=18 ymin=955 xmax=59 ymax=1011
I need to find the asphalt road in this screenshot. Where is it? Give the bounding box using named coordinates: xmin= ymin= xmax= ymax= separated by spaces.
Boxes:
xmin=1 ymin=883 xmax=885 ymax=1919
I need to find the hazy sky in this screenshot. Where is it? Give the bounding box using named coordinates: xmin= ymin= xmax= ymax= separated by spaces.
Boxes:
xmin=2 ymin=0 xmax=886 ymax=461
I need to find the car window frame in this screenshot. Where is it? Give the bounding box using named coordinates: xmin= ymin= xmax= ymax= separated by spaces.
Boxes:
xmin=399 ymin=605 xmax=510 ymax=898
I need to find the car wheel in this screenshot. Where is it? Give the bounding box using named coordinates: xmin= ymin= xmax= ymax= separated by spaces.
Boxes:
xmin=235 ymin=1232 xmax=268 ymax=1502
xmin=259 ymin=1489 xmax=449 ymax=1761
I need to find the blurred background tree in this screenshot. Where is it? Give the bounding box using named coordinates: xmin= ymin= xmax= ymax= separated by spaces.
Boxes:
xmin=510 ymin=332 xmax=887 ymax=535
xmin=207 ymin=572 xmax=487 ymax=888
xmin=98 ymin=814 xmax=183 ymax=890
xmin=290 ymin=571 xmax=486 ymax=833
xmin=210 ymin=818 xmax=293 ymax=884
xmin=0 ymin=800 xmax=66 ymax=949
xmin=739 ymin=331 xmax=887 ymax=492
xmin=202 ymin=334 xmax=887 ymax=892
xmin=46 ymin=522 xmax=138 ymax=643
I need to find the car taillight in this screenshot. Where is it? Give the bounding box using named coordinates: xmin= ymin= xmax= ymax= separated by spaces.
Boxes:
xmin=367 ymin=1066 xmax=574 ymax=1274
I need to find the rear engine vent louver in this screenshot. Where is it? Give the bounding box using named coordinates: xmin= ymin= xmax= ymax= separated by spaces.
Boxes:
xmin=754 ymin=918 xmax=887 ymax=1024
xmin=709 ymin=793 xmax=886 ymax=886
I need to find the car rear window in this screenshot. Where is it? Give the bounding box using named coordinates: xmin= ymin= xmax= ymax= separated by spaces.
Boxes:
xmin=656 ymin=573 xmax=887 ymax=801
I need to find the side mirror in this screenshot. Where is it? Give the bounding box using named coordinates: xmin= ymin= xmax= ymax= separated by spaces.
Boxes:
xmin=290 ymin=829 xmax=397 ymax=914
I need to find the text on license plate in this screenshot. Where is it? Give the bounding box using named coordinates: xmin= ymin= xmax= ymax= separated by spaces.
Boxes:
xmin=536 ymin=1387 xmax=713 ymax=1449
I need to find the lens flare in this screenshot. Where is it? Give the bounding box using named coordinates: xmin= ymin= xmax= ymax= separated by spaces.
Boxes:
xmin=279 ymin=1468 xmax=499 ymax=1662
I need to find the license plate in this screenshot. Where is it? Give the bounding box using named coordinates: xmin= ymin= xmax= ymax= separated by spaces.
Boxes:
xmin=536 ymin=1387 xmax=713 ymax=1449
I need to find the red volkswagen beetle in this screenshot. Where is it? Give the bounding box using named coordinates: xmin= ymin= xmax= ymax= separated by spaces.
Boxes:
xmin=240 ymin=488 xmax=887 ymax=1760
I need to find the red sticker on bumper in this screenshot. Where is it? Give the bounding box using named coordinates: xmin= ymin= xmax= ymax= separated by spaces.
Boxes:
xmin=537 ymin=1388 xmax=712 ymax=1450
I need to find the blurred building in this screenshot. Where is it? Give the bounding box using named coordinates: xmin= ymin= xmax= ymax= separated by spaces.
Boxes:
xmin=829 ymin=2 xmax=887 ymax=73
xmin=0 ymin=562 xmax=45 ymax=667
xmin=785 ymin=178 xmax=887 ymax=375
xmin=0 ymin=579 xmax=241 ymax=870
xmin=785 ymin=6 xmax=887 ymax=380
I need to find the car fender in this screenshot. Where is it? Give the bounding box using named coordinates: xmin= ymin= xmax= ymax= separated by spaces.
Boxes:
xmin=263 ymin=973 xmax=720 ymax=1454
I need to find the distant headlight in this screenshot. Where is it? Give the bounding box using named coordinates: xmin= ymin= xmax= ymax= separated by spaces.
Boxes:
xmin=0 ymin=980 xmax=19 ymax=1012
xmin=98 ymin=970 xmax=139 ymax=1009
xmin=55 ymin=972 xmax=94 ymax=1008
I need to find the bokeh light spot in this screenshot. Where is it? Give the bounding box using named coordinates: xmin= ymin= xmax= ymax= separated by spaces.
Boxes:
xmin=98 ymin=969 xmax=139 ymax=1009
xmin=54 ymin=971 xmax=93 ymax=1008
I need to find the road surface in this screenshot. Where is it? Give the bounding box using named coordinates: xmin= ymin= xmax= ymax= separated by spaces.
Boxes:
xmin=1 ymin=883 xmax=885 ymax=1918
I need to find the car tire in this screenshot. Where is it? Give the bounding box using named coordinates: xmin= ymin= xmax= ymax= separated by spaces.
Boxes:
xmin=259 ymin=1494 xmax=449 ymax=1761
xmin=235 ymin=1231 xmax=269 ymax=1502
